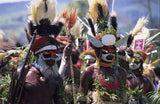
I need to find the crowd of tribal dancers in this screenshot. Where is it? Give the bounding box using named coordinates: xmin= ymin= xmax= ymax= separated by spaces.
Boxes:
xmin=0 ymin=0 xmax=160 ymax=104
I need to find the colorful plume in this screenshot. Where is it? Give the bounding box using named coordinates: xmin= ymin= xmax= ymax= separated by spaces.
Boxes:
xmin=71 ymin=20 xmax=81 ymax=37
xmin=57 ymin=8 xmax=78 ymax=29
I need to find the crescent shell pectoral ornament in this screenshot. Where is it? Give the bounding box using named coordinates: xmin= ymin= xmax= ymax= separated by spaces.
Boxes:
xmin=87 ymin=34 xmax=104 ymax=48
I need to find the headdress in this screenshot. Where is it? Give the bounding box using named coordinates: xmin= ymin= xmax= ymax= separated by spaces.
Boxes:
xmin=87 ymin=0 xmax=119 ymax=48
xmin=133 ymin=50 xmax=147 ymax=62
xmin=28 ymin=0 xmax=63 ymax=37
xmin=31 ymin=36 xmax=61 ymax=54
xmin=127 ymin=17 xmax=151 ymax=62
xmin=85 ymin=0 xmax=118 ymax=68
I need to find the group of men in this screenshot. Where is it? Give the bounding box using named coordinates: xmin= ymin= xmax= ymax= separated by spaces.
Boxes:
xmin=0 ymin=0 xmax=159 ymax=104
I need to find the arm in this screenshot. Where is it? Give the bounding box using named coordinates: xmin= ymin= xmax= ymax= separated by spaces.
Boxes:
xmin=78 ymin=65 xmax=95 ymax=104
xmin=58 ymin=43 xmax=72 ymax=78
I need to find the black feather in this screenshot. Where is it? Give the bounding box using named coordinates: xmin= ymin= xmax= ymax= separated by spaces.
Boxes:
xmin=111 ymin=16 xmax=117 ymax=30
xmin=127 ymin=34 xmax=134 ymax=47
xmin=97 ymin=3 xmax=103 ymax=20
xmin=28 ymin=21 xmax=34 ymax=36
xmin=28 ymin=20 xmax=64 ymax=37
xmin=87 ymin=18 xmax=96 ymax=36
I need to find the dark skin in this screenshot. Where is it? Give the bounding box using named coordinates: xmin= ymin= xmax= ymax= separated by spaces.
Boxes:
xmin=11 ymin=43 xmax=78 ymax=104
xmin=13 ymin=65 xmax=64 ymax=104
xmin=126 ymin=58 xmax=154 ymax=104
xmin=79 ymin=65 xmax=127 ymax=95
xmin=63 ymin=43 xmax=81 ymax=80
xmin=79 ymin=47 xmax=127 ymax=103
xmin=117 ymin=48 xmax=140 ymax=91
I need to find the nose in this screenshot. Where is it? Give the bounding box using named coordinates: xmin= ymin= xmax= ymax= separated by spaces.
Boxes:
xmin=51 ymin=52 xmax=55 ymax=57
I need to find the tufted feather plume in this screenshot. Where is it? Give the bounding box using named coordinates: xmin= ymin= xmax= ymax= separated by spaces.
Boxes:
xmin=110 ymin=0 xmax=117 ymax=30
xmin=110 ymin=11 xmax=117 ymax=30
xmin=131 ymin=17 xmax=148 ymax=37
xmin=58 ymin=8 xmax=78 ymax=29
xmin=66 ymin=8 xmax=78 ymax=29
xmin=88 ymin=0 xmax=109 ymax=23
xmin=30 ymin=0 xmax=56 ymax=25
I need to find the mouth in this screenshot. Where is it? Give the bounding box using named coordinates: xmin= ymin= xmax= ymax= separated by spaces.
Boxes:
xmin=101 ymin=54 xmax=115 ymax=62
xmin=106 ymin=55 xmax=114 ymax=60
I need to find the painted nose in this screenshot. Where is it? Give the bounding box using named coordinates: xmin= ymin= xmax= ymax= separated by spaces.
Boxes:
xmin=51 ymin=52 xmax=56 ymax=57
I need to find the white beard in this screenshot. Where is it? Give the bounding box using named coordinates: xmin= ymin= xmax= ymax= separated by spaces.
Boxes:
xmin=36 ymin=53 xmax=59 ymax=79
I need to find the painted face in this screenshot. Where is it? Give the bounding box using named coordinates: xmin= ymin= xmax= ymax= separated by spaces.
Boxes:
xmin=36 ymin=53 xmax=59 ymax=78
xmin=101 ymin=46 xmax=116 ymax=63
xmin=42 ymin=50 xmax=62 ymax=66
xmin=129 ymin=57 xmax=141 ymax=70
xmin=84 ymin=55 xmax=96 ymax=67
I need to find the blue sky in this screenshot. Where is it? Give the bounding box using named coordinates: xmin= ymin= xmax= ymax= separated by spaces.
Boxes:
xmin=0 ymin=0 xmax=28 ymax=4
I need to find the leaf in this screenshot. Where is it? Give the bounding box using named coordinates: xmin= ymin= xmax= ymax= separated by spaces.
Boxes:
xmin=87 ymin=34 xmax=104 ymax=48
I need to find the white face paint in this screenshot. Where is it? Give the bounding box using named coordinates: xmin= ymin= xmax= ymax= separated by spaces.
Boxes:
xmin=101 ymin=53 xmax=115 ymax=63
xmin=36 ymin=53 xmax=59 ymax=79
xmin=129 ymin=62 xmax=141 ymax=70
xmin=84 ymin=55 xmax=96 ymax=67
xmin=42 ymin=53 xmax=62 ymax=61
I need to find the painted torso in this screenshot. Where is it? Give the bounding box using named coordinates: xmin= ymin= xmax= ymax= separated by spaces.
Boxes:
xmin=79 ymin=65 xmax=127 ymax=103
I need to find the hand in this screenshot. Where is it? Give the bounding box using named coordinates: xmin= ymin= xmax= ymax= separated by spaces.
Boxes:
xmin=63 ymin=43 xmax=72 ymax=60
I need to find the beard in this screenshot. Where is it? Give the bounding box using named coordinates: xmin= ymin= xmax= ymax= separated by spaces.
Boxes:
xmin=35 ymin=53 xmax=59 ymax=79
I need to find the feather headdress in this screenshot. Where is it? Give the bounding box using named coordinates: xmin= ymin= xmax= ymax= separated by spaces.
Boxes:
xmin=86 ymin=0 xmax=119 ymax=47
xmin=88 ymin=0 xmax=109 ymax=23
xmin=127 ymin=17 xmax=149 ymax=47
xmin=57 ymin=8 xmax=78 ymax=29
xmin=131 ymin=17 xmax=148 ymax=37
xmin=30 ymin=0 xmax=56 ymax=25
xmin=28 ymin=0 xmax=64 ymax=37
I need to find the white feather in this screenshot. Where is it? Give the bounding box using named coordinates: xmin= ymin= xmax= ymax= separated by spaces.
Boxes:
xmin=132 ymin=17 xmax=148 ymax=37
xmin=30 ymin=0 xmax=57 ymax=25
